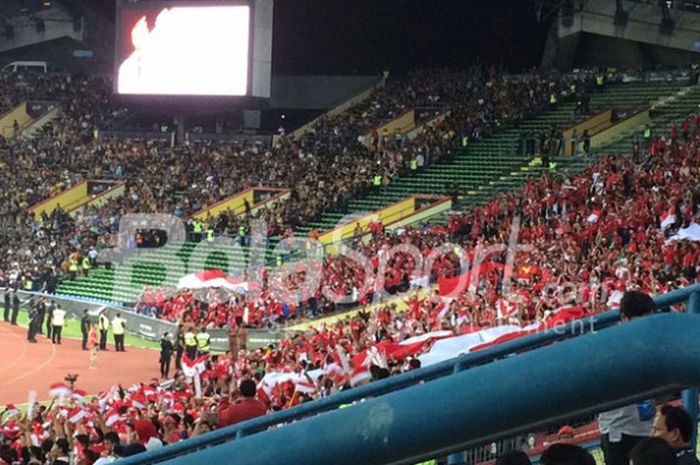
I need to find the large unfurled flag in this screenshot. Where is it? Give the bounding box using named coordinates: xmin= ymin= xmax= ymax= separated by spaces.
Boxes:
xmin=49 ymin=382 xmax=70 ymax=399
xmin=181 ymin=355 xmax=207 ymax=378
xmin=587 ymin=208 xmax=601 ymax=223
xmin=668 ymin=223 xmax=700 ymax=242
xmin=660 ymin=208 xmax=676 ymax=229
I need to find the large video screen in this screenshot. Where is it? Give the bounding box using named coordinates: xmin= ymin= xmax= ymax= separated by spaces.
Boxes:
xmin=116 ymin=4 xmax=251 ymax=96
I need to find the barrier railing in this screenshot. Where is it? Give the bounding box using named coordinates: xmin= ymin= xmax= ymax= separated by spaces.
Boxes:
xmin=115 ymin=284 xmax=700 ymax=465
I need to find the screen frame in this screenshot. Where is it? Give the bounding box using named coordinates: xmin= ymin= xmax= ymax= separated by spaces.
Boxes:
xmin=114 ymin=0 xmax=267 ymax=108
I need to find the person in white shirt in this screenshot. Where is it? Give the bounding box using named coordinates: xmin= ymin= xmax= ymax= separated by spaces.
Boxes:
xmin=51 ymin=305 xmax=66 ymax=344
xmin=599 ymin=291 xmax=656 ymax=465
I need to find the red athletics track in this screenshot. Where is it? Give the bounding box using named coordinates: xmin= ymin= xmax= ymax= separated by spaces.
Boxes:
xmin=0 ymin=322 xmax=160 ymax=404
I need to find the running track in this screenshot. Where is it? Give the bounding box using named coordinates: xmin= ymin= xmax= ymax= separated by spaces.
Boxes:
xmin=0 ymin=322 xmax=160 ymax=404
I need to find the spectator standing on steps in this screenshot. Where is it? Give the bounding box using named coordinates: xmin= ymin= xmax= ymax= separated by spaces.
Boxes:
xmin=112 ymin=313 xmax=127 ymax=352
xmin=51 ymin=304 xmax=66 ymax=344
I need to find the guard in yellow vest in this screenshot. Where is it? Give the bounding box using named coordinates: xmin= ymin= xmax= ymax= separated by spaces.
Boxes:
xmin=195 ymin=327 xmax=211 ymax=357
xmin=111 ymin=313 xmax=127 ymax=352
xmin=192 ymin=220 xmax=203 ymax=242
xmin=82 ymin=256 xmax=91 ymax=276
xmin=373 ymin=174 xmax=382 ymax=193
xmin=68 ymin=257 xmax=79 ymax=280
xmin=184 ymin=328 xmax=198 ymax=359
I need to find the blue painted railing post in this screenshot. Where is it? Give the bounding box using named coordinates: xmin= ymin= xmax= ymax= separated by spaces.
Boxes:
xmin=447 ymin=364 xmax=467 ymax=465
xmin=682 ymin=291 xmax=700 ymax=453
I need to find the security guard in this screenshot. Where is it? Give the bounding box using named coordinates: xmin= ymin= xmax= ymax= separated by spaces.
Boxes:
xmin=82 ymin=255 xmax=91 ymax=276
xmin=195 ymin=327 xmax=211 ymax=357
xmin=98 ymin=311 xmax=110 ymax=350
xmin=206 ymin=228 xmax=215 ymax=243
xmin=192 ymin=220 xmax=203 ymax=242
xmin=68 ymin=256 xmax=79 ymax=280
xmin=111 ymin=313 xmax=127 ymax=352
xmin=184 ymin=327 xmax=198 ymax=360
xmin=596 ymin=72 xmax=605 ymax=91
xmin=373 ymin=173 xmax=382 ymax=193
xmin=549 ymin=92 xmax=558 ymax=109
xmin=643 ymin=124 xmax=652 ymax=143
xmin=409 ymin=157 xmax=418 ymax=174
xmin=238 ymin=224 xmax=246 ymax=246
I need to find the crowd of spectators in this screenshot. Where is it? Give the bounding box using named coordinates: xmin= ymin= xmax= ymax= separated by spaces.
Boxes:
xmin=0 ymin=67 xmax=592 ymax=298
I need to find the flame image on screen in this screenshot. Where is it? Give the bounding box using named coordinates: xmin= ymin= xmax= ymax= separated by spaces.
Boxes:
xmin=117 ymin=6 xmax=249 ymax=96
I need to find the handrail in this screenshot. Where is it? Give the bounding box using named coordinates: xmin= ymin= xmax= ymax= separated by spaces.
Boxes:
xmin=115 ymin=284 xmax=700 ymax=465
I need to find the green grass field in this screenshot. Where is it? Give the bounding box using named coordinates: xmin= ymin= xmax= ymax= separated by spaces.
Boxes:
xmin=12 ymin=309 xmax=160 ymax=350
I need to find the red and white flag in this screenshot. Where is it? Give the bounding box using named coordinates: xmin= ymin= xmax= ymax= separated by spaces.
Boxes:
xmin=587 ymin=208 xmax=601 ymax=223
xmin=72 ymin=389 xmax=87 ymax=404
xmin=496 ymin=299 xmax=518 ymax=320
xmin=104 ymin=409 xmax=121 ymax=427
xmin=130 ymin=392 xmax=147 ymax=409
xmin=181 ymin=355 xmax=207 ymax=378
xmin=68 ymin=407 xmax=86 ymax=424
xmin=5 ymin=404 xmax=19 ymax=418
xmin=661 ymin=208 xmax=676 ymax=229
xmin=49 ymin=382 xmax=70 ymax=399
xmin=294 ymin=380 xmax=317 ymax=395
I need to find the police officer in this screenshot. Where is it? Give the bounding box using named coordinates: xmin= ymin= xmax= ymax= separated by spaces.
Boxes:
xmin=184 ymin=326 xmax=198 ymax=360
xmin=45 ymin=300 xmax=54 ymax=340
xmin=10 ymin=290 xmax=19 ymax=325
xmin=160 ymin=332 xmax=174 ymax=379
xmin=195 ymin=327 xmax=211 ymax=357
xmin=80 ymin=310 xmax=90 ymax=350
xmin=3 ymin=286 xmax=10 ymax=322
xmin=98 ymin=311 xmax=110 ymax=350
xmin=112 ymin=313 xmax=126 ymax=352
xmin=36 ymin=297 xmax=46 ymax=336
xmin=27 ymin=302 xmax=38 ymax=343
xmin=175 ymin=324 xmax=184 ymax=369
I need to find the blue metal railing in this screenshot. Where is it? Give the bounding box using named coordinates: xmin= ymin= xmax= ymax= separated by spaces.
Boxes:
xmin=115 ymin=283 xmax=700 ymax=465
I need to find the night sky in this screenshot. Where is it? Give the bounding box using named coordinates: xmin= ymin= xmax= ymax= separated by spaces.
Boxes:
xmin=88 ymin=0 xmax=552 ymax=75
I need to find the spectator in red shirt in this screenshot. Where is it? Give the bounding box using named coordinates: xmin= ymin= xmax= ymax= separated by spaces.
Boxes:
xmin=218 ymin=379 xmax=267 ymax=428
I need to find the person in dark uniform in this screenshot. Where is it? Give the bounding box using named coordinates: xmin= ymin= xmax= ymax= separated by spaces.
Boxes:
xmin=36 ymin=298 xmax=46 ymax=336
xmin=80 ymin=310 xmax=90 ymax=350
xmin=45 ymin=300 xmax=54 ymax=340
xmin=3 ymin=287 xmax=10 ymax=322
xmin=160 ymin=333 xmax=173 ymax=379
xmin=10 ymin=290 xmax=20 ymax=325
xmin=27 ymin=304 xmax=38 ymax=343
xmin=175 ymin=323 xmax=184 ymax=370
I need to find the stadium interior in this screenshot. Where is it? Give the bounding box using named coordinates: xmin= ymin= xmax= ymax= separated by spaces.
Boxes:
xmin=0 ymin=1 xmax=700 ymax=465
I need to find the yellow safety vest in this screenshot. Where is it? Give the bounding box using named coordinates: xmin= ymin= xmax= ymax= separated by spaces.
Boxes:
xmin=276 ymin=255 xmax=283 ymax=267
xmin=644 ymin=128 xmax=652 ymax=138
xmin=596 ymin=75 xmax=604 ymax=86
xmin=82 ymin=257 xmax=91 ymax=270
xmin=184 ymin=331 xmax=197 ymax=347
xmin=196 ymin=332 xmax=210 ymax=351
xmin=193 ymin=222 xmax=203 ymax=233
xmin=69 ymin=258 xmax=78 ymax=272
xmin=549 ymin=94 xmax=557 ymax=104
xmin=112 ymin=317 xmax=125 ymax=335
xmin=238 ymin=226 xmax=246 ymax=237
xmin=373 ymin=175 xmax=382 ymax=186
xmin=206 ymin=229 xmax=214 ymax=242
xmin=410 ymin=159 xmax=418 ymax=171
xmin=99 ymin=315 xmax=109 ymax=331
